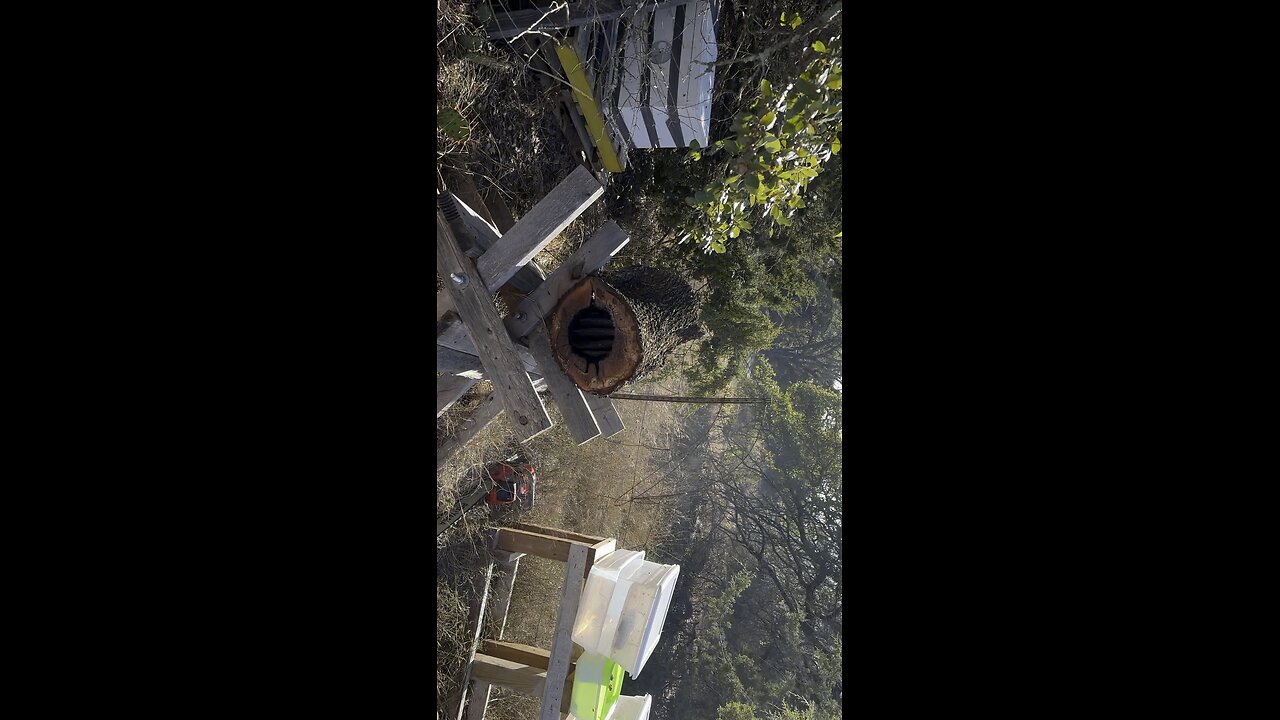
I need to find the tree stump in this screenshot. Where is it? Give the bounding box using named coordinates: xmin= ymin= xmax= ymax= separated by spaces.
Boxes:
xmin=547 ymin=266 xmax=701 ymax=395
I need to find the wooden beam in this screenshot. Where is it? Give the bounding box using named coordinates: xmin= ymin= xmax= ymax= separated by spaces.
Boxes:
xmin=480 ymin=639 xmax=551 ymax=669
xmin=505 ymin=221 xmax=630 ymax=340
xmin=540 ymin=543 xmax=589 ymax=720
xmin=447 ymin=562 xmax=495 ymax=720
xmin=528 ymin=331 xmax=600 ymax=444
xmin=499 ymin=525 xmax=615 ymax=573
xmin=508 ymin=523 xmax=605 ymax=545
xmin=447 ymin=193 xmax=547 ymax=296
xmin=476 ymin=166 xmax=603 ymax=293
xmin=437 ymin=315 xmax=540 ymax=375
xmin=582 ymin=392 xmax=624 ymax=437
xmin=438 ymin=375 xmax=478 ymax=418
xmin=437 ymin=212 xmax=553 ymax=442
xmin=472 ymin=653 xmax=548 ymax=696
xmin=489 ymin=552 xmax=524 ymax=640
xmin=496 ymin=527 xmax=593 ymax=563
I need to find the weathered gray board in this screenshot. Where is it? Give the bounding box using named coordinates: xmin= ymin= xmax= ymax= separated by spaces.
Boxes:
xmin=539 ymin=543 xmax=588 ymax=720
xmin=476 ymin=166 xmax=603 ymax=291
xmin=445 ymin=193 xmax=547 ymax=295
xmin=528 ymin=331 xmax=600 ymax=444
xmin=437 ymin=212 xmax=552 ymax=442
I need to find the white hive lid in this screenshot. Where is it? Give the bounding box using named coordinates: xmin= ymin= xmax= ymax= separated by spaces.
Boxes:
xmin=626 ymin=562 xmax=680 ymax=678
xmin=606 ymin=694 xmax=653 ymax=720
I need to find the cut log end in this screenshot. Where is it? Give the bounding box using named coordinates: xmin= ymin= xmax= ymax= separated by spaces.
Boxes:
xmin=548 ymin=277 xmax=642 ymax=395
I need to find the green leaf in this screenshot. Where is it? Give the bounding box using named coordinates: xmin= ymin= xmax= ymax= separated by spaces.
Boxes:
xmin=834 ymin=232 xmax=843 ymax=238
xmin=689 ymin=138 xmax=701 ymax=150
xmin=789 ymin=14 xmax=803 ymax=29
xmin=765 ymin=138 xmax=782 ymax=153
xmin=745 ymin=173 xmax=760 ymax=191
xmin=689 ymin=150 xmax=701 ymax=160
xmin=760 ymin=78 xmax=773 ymax=99
xmin=711 ymin=240 xmax=726 ymax=253
xmin=826 ymin=76 xmax=842 ymax=90
xmin=812 ymin=40 xmax=827 ymax=53
xmin=760 ymin=111 xmax=776 ymax=129
xmin=475 ymin=3 xmax=493 ymax=22
xmin=780 ymin=11 xmax=788 ymax=23
xmin=831 ymin=137 xmax=841 ymax=155
xmin=437 ymin=107 xmax=470 ymax=140
xmin=730 ymin=226 xmax=741 ymax=238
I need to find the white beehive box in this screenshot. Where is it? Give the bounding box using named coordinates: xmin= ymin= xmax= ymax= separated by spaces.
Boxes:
xmin=607 ymin=694 xmax=653 ymax=720
xmin=572 ymin=548 xmax=680 ymax=677
xmin=608 ymin=0 xmax=719 ymax=150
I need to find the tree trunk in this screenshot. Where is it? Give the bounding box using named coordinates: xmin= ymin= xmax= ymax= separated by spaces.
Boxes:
xmin=546 ymin=265 xmax=701 ymax=395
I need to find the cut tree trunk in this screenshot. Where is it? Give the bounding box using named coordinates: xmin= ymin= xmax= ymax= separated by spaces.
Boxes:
xmin=546 ymin=265 xmax=700 ymax=395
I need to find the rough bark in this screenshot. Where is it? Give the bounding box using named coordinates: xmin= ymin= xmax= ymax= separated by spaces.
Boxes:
xmin=547 ymin=265 xmax=702 ymax=395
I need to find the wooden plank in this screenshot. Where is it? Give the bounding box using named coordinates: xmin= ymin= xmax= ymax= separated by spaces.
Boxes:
xmin=438 ymin=375 xmax=478 ymax=418
xmin=437 ymin=212 xmax=553 ymax=442
xmin=528 ymin=331 xmax=600 ymax=444
xmin=438 ymin=344 xmax=484 ymax=378
xmin=438 ymin=314 xmax=541 ymax=375
xmin=447 ymin=562 xmax=495 ymax=720
xmin=496 ymin=527 xmax=591 ymax=562
xmin=472 ymin=653 xmax=548 ymax=696
xmin=446 ymin=193 xmax=547 ymax=296
xmin=582 ymin=393 xmax=624 ymax=437
xmin=476 ymin=166 xmax=603 ymax=293
xmin=540 ymin=543 xmax=589 ymax=720
xmin=469 ymin=653 xmax=577 ymax=717
xmin=437 ymin=288 xmax=455 ymax=323
xmin=505 ymin=221 xmax=630 ymax=340
xmin=508 ymin=523 xmax=605 ymax=545
xmin=480 ymin=639 xmax=552 ymax=669
xmin=489 ymin=553 xmax=524 ymax=640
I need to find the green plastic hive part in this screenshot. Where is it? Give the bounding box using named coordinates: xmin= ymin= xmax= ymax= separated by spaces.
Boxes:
xmin=570 ymin=653 xmax=625 ymax=720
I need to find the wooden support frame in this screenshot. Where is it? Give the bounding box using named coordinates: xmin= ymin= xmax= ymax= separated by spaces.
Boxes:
xmin=462 ymin=524 xmax=617 ymax=720
xmin=436 ymin=166 xmax=629 ymax=468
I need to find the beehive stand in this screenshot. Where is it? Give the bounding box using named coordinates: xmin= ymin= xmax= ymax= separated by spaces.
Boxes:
xmin=437 ymin=166 xmax=630 ymax=469
xmin=448 ymin=522 xmax=617 ymax=720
